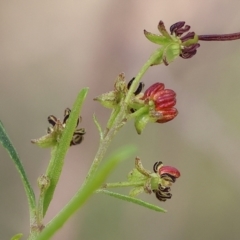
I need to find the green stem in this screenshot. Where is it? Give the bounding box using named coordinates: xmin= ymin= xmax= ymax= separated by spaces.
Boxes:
xmin=36 ymin=175 xmax=50 ymax=229
xmin=127 ymin=106 xmax=149 ymax=120
xmin=35 ymin=147 xmax=135 ymax=240
xmin=124 ymin=50 xmax=162 ymax=104
xmin=84 ymin=49 xmax=162 ymax=184
xmin=83 ymin=117 xmax=122 ymax=183
xmin=102 ymin=180 xmax=145 ymax=188
xmin=36 ymin=197 xmax=44 ymax=226
xmin=103 ymin=107 xmax=121 ymax=138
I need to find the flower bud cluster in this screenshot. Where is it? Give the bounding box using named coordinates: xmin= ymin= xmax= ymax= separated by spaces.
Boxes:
xmin=144 ymin=20 xmax=200 ymax=65
xmin=94 ymin=74 xmax=178 ymax=134
xmin=170 ymin=21 xmax=200 ymax=59
xmin=31 ymin=108 xmax=85 ymax=148
xmin=94 ymin=73 xmax=129 ymax=109
xmin=129 ymin=158 xmax=180 ymax=202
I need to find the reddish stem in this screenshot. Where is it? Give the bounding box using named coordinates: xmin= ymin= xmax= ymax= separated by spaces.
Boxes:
xmin=198 ymin=32 xmax=240 ymax=41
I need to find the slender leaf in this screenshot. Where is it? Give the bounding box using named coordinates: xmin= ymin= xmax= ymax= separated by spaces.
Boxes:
xmin=93 ymin=114 xmax=103 ymax=140
xmin=0 ymin=121 xmax=36 ymax=216
xmin=42 ymin=88 xmax=88 ymax=216
xmin=97 ymin=189 xmax=166 ymax=213
xmin=36 ymin=146 xmax=136 ymax=240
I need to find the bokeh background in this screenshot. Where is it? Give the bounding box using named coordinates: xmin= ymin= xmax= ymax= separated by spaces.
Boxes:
xmin=1 ymin=1 xmax=240 ymax=239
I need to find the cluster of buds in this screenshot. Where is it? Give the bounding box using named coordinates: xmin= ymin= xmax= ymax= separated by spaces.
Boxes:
xmin=144 ymin=19 xmax=240 ymax=64
xmin=31 ymin=108 xmax=85 ymax=148
xmin=95 ymin=73 xmax=178 ymax=134
xmin=94 ymin=73 xmax=129 ymax=109
xmin=144 ymin=20 xmax=200 ymax=65
xmin=128 ymin=158 xmax=180 ymax=202
xmin=169 ymin=21 xmax=200 ymax=59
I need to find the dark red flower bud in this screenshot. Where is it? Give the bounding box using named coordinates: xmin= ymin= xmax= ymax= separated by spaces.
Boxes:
xmin=180 ymin=43 xmax=200 ymax=59
xmin=170 ymin=21 xmax=185 ymax=35
xmin=169 ymin=21 xmax=200 ymax=59
xmin=170 ymin=21 xmax=190 ymax=37
xmin=142 ymin=83 xmax=178 ymax=123
xmin=155 ymin=106 xmax=178 ymax=123
xmin=153 ymin=89 xmax=176 ymax=108
xmin=170 ymin=21 xmax=191 ymax=38
xmin=180 ymin=32 xmax=195 ymax=42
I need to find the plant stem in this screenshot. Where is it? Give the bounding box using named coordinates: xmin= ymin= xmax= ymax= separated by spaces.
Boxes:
xmin=35 ymin=147 xmax=135 ymax=240
xmin=34 ymin=48 xmax=164 ymax=239
xmin=198 ymin=32 xmax=240 ymax=41
xmin=84 ymin=49 xmax=163 ymax=184
xmin=105 ymin=107 xmax=121 ymax=135
xmin=83 ymin=116 xmax=122 ymax=183
xmin=127 ymin=106 xmax=149 ymax=120
xmin=101 ymin=180 xmax=145 ymax=188
xmin=124 ymin=49 xmax=162 ymax=104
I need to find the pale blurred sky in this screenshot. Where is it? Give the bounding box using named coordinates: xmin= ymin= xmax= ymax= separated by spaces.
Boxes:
xmin=1 ymin=1 xmax=240 ymax=240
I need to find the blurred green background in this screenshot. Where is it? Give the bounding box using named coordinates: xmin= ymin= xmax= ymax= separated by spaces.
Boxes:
xmin=1 ymin=1 xmax=240 ymax=239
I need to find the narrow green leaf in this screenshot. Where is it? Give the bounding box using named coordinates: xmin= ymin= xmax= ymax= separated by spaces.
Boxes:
xmin=42 ymin=88 xmax=88 ymax=216
xmin=97 ymin=189 xmax=166 ymax=213
xmin=0 ymin=121 xmax=36 ymax=217
xmin=11 ymin=233 xmax=23 ymax=240
xmin=36 ymin=146 xmax=136 ymax=240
